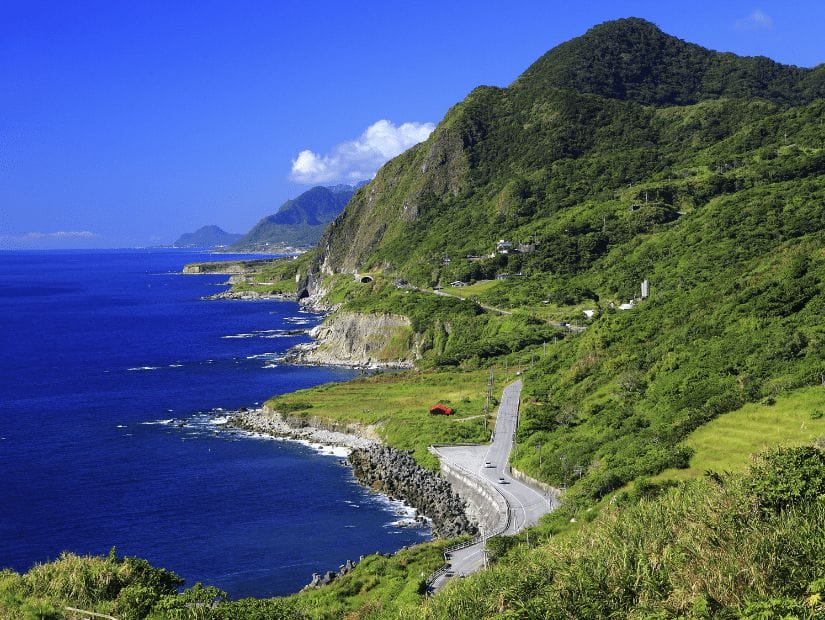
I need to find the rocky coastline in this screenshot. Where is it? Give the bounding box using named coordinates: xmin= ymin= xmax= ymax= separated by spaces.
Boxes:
xmin=229 ymin=410 xmax=477 ymax=540
xmin=284 ymin=312 xmax=420 ymax=369
xmin=228 ymin=408 xmax=478 ymax=589
xmin=228 ymin=408 xmax=378 ymax=451
xmin=349 ymin=445 xmax=477 ymax=539
xmin=203 ymin=289 xmax=298 ymax=301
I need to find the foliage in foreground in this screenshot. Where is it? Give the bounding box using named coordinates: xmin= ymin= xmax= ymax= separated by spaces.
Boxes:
xmin=0 ymin=540 xmax=449 ymax=619
xmin=423 ymin=446 xmax=825 ymax=619
xmin=4 ymin=447 xmax=822 ymax=619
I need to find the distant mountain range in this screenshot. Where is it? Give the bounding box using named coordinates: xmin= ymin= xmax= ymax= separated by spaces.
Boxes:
xmin=228 ymin=184 xmax=361 ymax=251
xmin=173 ymin=225 xmax=242 ymax=249
xmin=176 ymin=184 xmax=361 ymax=252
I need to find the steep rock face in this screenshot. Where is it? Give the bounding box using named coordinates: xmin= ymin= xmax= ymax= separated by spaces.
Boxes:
xmin=288 ymin=312 xmax=421 ymax=368
xmin=305 ymin=18 xmax=825 ymax=285
xmin=312 ymin=108 xmax=472 ymax=277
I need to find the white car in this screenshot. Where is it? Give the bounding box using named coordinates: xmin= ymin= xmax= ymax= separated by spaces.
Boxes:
xmin=498 ymin=477 xmax=507 ymax=484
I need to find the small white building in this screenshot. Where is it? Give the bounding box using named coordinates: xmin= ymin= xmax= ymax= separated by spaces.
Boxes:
xmin=496 ymin=240 xmax=514 ymax=254
xmin=583 ymin=309 xmax=595 ymax=319
xmin=618 ymin=300 xmax=636 ymax=311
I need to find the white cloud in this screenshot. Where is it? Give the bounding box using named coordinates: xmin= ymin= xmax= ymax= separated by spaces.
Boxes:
xmin=0 ymin=230 xmax=100 ymax=250
xmin=734 ymin=9 xmax=773 ymax=31
xmin=290 ymin=119 xmax=435 ymax=184
xmin=20 ymin=230 xmax=98 ymax=240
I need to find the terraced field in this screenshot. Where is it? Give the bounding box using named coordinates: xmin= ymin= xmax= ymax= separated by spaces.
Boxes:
xmin=654 ymin=386 xmax=825 ymax=481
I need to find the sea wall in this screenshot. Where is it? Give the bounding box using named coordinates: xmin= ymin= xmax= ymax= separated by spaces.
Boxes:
xmin=437 ymin=458 xmax=508 ymax=536
xmin=287 ymin=311 xmax=420 ymax=368
xmin=348 ymin=445 xmax=477 ymax=539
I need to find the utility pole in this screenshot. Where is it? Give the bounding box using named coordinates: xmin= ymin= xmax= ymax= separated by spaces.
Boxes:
xmin=484 ymin=367 xmax=494 ymax=432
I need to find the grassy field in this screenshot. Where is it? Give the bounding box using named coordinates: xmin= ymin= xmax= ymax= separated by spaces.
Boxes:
xmin=654 ymin=386 xmax=825 ymax=482
xmin=442 ymin=279 xmax=500 ymax=298
xmin=267 ymin=368 xmax=515 ymax=468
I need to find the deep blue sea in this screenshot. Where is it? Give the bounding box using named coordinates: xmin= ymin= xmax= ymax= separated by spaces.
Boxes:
xmin=0 ymin=250 xmax=429 ymax=598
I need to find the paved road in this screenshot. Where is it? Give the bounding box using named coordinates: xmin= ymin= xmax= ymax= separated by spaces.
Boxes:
xmin=428 ymin=380 xmax=557 ymax=591
xmin=404 ymin=284 xmax=513 ymax=315
xmin=404 ymin=283 xmax=588 ymax=331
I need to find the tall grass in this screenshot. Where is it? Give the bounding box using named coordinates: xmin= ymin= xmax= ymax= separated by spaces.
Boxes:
xmin=423 ymin=447 xmax=825 ymax=619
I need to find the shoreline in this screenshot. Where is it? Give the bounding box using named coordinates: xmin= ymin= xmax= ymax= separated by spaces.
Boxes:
xmin=228 ymin=407 xmax=476 ymax=539
xmin=228 ymin=407 xmax=379 ymax=452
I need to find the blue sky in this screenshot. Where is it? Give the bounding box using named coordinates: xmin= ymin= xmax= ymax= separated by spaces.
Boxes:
xmin=2 ymin=1 xmax=823 ymax=248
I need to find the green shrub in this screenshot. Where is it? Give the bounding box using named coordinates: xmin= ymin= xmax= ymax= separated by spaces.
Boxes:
xmin=746 ymin=446 xmax=825 ymax=514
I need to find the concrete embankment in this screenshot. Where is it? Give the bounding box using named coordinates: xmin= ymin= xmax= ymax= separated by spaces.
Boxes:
xmin=349 ymin=445 xmax=477 ymax=539
xmin=510 ymin=466 xmax=561 ymax=502
xmin=436 ymin=456 xmax=508 ymax=536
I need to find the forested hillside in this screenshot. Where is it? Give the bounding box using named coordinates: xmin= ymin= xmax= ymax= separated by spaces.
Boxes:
xmin=304 ymin=17 xmax=825 ymax=504
xmin=7 ymin=18 xmax=823 ymax=620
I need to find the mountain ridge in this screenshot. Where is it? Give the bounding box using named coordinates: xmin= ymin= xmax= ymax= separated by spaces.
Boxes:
xmin=231 ymin=184 xmax=359 ymax=251
xmin=173 ymin=225 xmax=242 ymax=249
xmin=296 ymin=16 xmax=825 ymax=508
xmin=303 ymin=17 xmax=825 ymax=284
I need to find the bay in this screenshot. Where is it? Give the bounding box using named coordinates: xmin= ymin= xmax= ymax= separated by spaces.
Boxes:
xmin=0 ymin=249 xmax=429 ymax=598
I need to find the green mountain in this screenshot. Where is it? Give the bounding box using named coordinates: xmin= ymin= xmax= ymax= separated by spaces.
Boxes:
xmin=173 ymin=225 xmax=242 ymax=249
xmin=230 ymin=184 xmax=357 ymax=251
xmin=9 ymin=18 xmax=823 ymax=620
xmin=309 ymin=18 xmax=824 ymax=281
xmin=305 ymin=17 xmax=825 ymax=502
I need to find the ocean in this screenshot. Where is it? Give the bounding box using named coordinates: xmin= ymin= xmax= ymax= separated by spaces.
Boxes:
xmin=0 ymin=249 xmax=429 ymax=598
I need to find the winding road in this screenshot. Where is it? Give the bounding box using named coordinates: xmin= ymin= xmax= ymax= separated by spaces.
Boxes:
xmin=428 ymin=380 xmax=558 ymax=591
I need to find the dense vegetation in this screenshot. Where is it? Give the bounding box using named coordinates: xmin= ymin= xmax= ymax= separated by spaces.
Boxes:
xmin=5 ymin=447 xmax=822 ymax=618
xmin=13 ymin=17 xmax=825 ymax=619
xmin=305 ymin=17 xmax=825 ymax=507
xmin=321 ymin=274 xmax=560 ymax=368
xmin=424 ymin=447 xmax=825 ymax=619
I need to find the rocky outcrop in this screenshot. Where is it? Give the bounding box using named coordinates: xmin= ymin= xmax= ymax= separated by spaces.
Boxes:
xmin=349 ymin=445 xmax=477 ymax=539
xmin=304 ymin=558 xmax=358 ymax=590
xmin=286 ymin=312 xmax=420 ymax=368
xmin=204 ymin=289 xmax=297 ymax=301
xmin=229 ymin=408 xmax=378 ymax=451
xmin=183 ymin=259 xmax=277 ymax=275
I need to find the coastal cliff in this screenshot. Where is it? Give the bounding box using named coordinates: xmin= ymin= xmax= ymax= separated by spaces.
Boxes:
xmin=287 ymin=311 xmax=421 ymax=368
